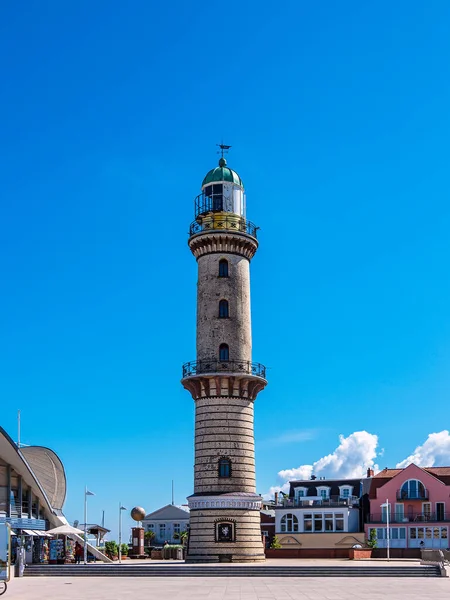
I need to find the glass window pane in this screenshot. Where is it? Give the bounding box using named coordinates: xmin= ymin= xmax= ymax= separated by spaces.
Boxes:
xmin=399 ymin=528 xmax=406 ymax=539
xmin=418 ymin=528 xmax=424 ymax=539
xmin=314 ymin=515 xmax=323 ymax=532
xmin=410 ymin=528 xmax=416 ymax=539
xmin=335 ymin=519 xmax=344 ymax=532
xmin=304 ymin=514 xmax=312 ymax=532
xmin=377 ymin=528 xmax=384 ymax=539
xmin=441 ymin=528 xmax=448 ymax=539
xmin=392 ymin=528 xmax=398 ymax=539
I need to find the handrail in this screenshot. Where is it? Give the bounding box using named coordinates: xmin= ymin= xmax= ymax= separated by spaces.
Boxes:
xmin=182 ymin=359 xmax=266 ymax=379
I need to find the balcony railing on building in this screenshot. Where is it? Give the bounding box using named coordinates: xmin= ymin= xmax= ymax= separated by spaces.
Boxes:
xmin=275 ymin=495 xmax=360 ymax=509
xmin=368 ymin=512 xmax=448 ymax=523
xmin=396 ymin=488 xmax=429 ymax=501
xmin=182 ymin=359 xmax=266 ymax=379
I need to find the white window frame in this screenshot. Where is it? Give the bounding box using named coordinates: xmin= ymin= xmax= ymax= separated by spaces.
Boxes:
xmin=316 ymin=486 xmax=331 ymax=499
xmin=338 ymin=485 xmax=353 ymax=499
xmin=422 ymin=502 xmax=431 ymax=519
xmin=436 ymin=502 xmax=445 ymax=521
xmin=295 ymin=487 xmax=308 ymax=499
xmin=394 ymin=503 xmax=404 ymax=522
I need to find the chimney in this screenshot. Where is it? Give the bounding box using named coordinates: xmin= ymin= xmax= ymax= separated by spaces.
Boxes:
xmin=310 ymin=475 xmax=316 ymax=480
xmin=274 ymin=492 xmax=279 ymax=505
xmin=367 ymin=468 xmax=374 ymax=478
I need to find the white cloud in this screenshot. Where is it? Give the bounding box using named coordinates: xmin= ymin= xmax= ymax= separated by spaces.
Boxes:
xmin=260 ymin=429 xmax=316 ymax=448
xmin=396 ymin=431 xmax=450 ymax=468
xmin=263 ymin=431 xmax=379 ymax=499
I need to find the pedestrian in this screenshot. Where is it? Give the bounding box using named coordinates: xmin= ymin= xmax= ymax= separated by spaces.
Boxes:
xmin=75 ymin=542 xmax=83 ymax=564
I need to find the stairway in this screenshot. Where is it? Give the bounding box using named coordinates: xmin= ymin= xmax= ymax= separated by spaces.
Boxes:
xmin=24 ymin=563 xmax=442 ymax=577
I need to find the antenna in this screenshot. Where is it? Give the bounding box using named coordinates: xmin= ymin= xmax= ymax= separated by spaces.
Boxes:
xmin=17 ymin=410 xmax=21 ymax=449
xmin=216 ymin=143 xmax=232 ymax=158
xmin=172 ymin=480 xmax=174 ymax=505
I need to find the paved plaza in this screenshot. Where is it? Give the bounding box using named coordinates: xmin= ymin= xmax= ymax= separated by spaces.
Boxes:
xmin=6 ymin=575 xmax=450 ymax=600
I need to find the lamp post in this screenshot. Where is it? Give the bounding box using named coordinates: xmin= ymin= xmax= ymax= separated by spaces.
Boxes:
xmin=118 ymin=503 xmax=127 ymax=564
xmin=381 ymin=500 xmax=390 ymax=562
xmin=84 ymin=487 xmax=95 ymax=565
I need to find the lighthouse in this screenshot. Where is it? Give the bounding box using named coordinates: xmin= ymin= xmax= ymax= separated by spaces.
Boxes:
xmin=182 ymin=147 xmax=267 ymax=563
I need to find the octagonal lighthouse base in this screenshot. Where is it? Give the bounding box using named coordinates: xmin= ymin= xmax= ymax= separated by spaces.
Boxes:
xmin=185 ymin=493 xmax=265 ymax=563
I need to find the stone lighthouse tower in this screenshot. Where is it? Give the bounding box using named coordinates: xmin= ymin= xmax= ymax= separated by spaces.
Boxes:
xmin=182 ymin=149 xmax=267 ymax=563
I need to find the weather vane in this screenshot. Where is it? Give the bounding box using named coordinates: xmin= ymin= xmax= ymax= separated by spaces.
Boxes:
xmin=217 ymin=143 xmax=232 ymax=158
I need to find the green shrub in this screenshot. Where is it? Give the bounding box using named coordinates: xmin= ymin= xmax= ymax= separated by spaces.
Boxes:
xmin=104 ymin=541 xmax=118 ymax=558
xmin=270 ymin=536 xmax=282 ymax=549
xmin=366 ymin=529 xmax=378 ymax=549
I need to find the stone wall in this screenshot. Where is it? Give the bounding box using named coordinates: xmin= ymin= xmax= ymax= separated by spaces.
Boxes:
xmin=196 ymin=253 xmax=252 ymax=363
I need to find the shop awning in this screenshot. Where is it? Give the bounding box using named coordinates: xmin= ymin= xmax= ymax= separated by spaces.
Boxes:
xmin=33 ymin=530 xmax=51 ymax=537
xmin=22 ymin=529 xmax=36 ymax=535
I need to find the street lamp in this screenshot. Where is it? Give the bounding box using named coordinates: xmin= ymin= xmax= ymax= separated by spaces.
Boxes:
xmin=84 ymin=487 xmax=95 ymax=565
xmin=380 ymin=499 xmax=390 ymax=562
xmin=118 ymin=503 xmax=128 ymax=564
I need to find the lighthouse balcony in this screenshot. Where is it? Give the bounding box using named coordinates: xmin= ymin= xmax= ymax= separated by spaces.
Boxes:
xmin=189 ymin=215 xmax=258 ymax=238
xmin=182 ymin=359 xmax=266 ymax=380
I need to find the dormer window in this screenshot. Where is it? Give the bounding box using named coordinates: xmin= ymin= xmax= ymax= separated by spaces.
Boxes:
xmin=295 ymin=487 xmax=308 ymax=500
xmin=316 ymin=486 xmax=331 ymax=499
xmin=339 ymin=485 xmax=354 ymax=499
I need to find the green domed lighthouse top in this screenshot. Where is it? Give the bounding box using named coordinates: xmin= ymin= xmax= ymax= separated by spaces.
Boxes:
xmin=201 ymin=157 xmax=244 ymax=189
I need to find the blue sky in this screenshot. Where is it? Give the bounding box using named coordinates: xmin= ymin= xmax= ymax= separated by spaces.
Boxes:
xmin=2 ymin=1 xmax=450 ymax=540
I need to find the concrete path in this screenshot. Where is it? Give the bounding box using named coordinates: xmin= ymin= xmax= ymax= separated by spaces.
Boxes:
xmin=7 ymin=575 xmax=450 ymax=600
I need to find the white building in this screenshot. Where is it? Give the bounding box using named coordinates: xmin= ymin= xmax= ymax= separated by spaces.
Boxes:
xmin=142 ymin=504 xmax=189 ymax=545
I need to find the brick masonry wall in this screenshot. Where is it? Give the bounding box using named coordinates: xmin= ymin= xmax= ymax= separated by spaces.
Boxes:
xmin=194 ymin=396 xmax=256 ymax=494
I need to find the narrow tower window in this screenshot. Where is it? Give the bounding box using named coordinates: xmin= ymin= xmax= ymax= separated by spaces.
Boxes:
xmin=218 ymin=259 xmax=229 ymax=278
xmin=219 ymin=344 xmax=229 ymax=361
xmin=219 ymin=457 xmax=232 ymax=478
xmin=219 ymin=299 xmax=229 ymax=318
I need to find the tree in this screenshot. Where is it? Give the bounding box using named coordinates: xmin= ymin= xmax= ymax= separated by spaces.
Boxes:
xmin=144 ymin=530 xmax=156 ymax=547
xmin=270 ymin=536 xmax=282 ymax=549
xmin=173 ymin=530 xmax=189 ymax=546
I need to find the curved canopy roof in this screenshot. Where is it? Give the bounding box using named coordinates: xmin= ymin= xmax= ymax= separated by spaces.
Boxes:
xmin=0 ymin=427 xmax=66 ymax=528
xmin=21 ymin=446 xmax=67 ymax=510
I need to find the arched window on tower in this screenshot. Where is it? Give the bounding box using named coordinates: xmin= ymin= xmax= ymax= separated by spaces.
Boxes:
xmin=219 ymin=299 xmax=229 ymax=318
xmin=219 ymin=457 xmax=232 ymax=478
xmin=219 ymin=259 xmax=229 ymax=278
xmin=219 ymin=344 xmax=229 ymax=361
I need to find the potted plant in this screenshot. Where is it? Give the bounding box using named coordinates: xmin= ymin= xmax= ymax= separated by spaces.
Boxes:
xmin=105 ymin=541 xmax=118 ymax=560
xmin=120 ymin=543 xmax=129 ymax=559
xmin=349 ymin=530 xmax=377 ymax=560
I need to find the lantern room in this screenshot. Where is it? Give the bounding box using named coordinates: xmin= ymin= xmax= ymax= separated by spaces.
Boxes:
xmin=195 ymin=157 xmax=246 ymax=219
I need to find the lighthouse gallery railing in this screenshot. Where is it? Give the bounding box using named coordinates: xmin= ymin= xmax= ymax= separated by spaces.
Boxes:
xmin=182 ymin=360 xmax=266 ymax=379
